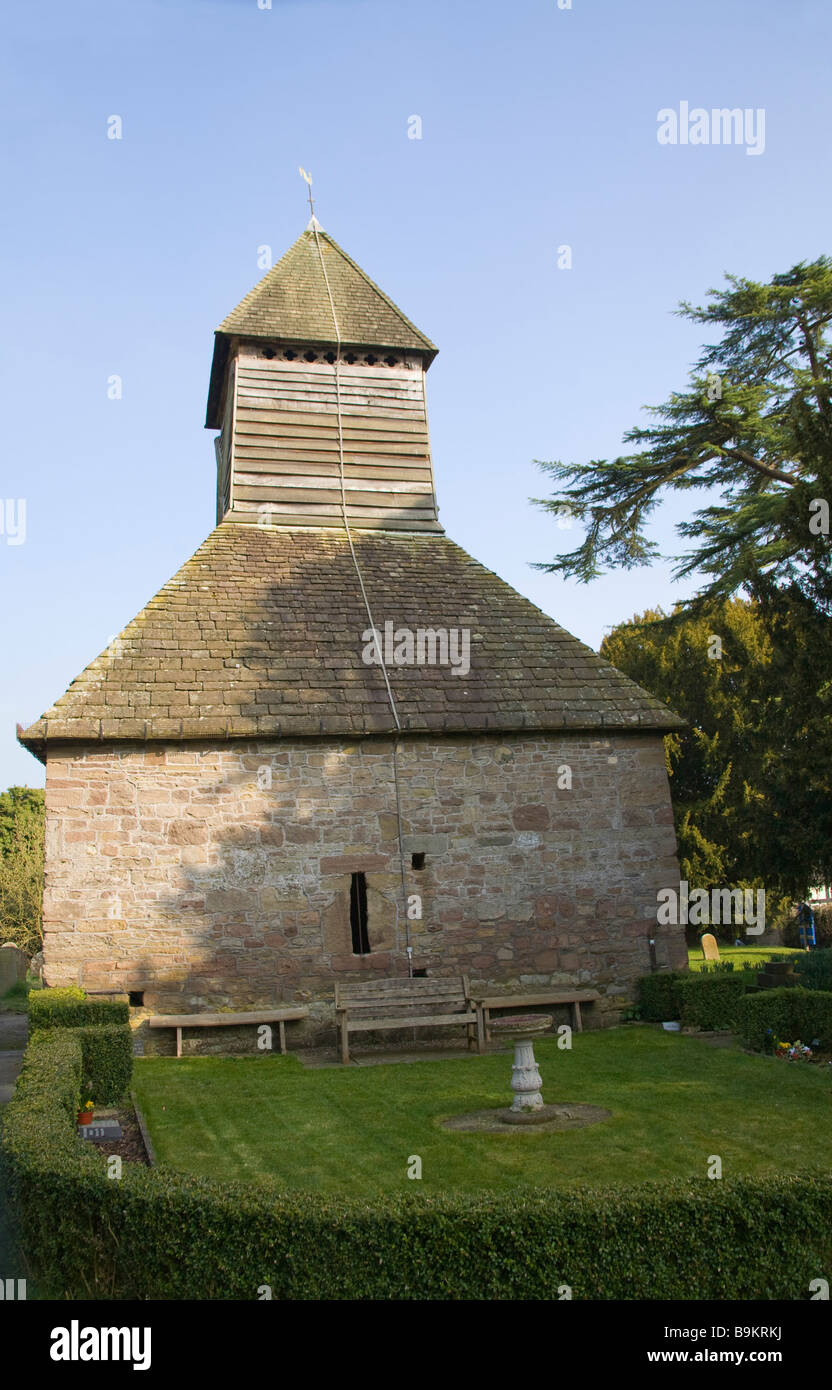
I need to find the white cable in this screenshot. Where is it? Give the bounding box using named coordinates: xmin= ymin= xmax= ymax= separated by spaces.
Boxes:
xmin=309 ymin=221 xmax=412 ymax=962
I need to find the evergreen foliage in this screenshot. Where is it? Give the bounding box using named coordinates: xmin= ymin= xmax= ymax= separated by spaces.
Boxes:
xmin=534 ymin=257 xmax=832 ymax=614
xmin=600 ymin=600 xmax=832 ymax=897
xmin=0 ymin=786 xmax=44 ymax=954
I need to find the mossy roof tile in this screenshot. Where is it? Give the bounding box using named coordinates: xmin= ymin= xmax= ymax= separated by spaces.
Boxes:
xmin=19 ymin=523 xmax=683 ymax=755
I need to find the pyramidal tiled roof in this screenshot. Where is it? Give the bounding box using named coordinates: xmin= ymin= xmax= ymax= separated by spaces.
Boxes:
xmin=206 ymin=225 xmax=436 ymax=426
xmin=220 ymin=226 xmax=435 ymax=350
xmin=18 ymin=524 xmax=684 ymax=756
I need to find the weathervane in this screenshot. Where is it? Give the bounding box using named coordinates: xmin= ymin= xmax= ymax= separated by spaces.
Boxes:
xmin=299 ymin=167 xmax=318 ymax=227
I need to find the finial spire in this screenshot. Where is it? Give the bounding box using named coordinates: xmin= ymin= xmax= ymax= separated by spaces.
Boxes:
xmin=298 ymin=166 xmax=321 ymax=229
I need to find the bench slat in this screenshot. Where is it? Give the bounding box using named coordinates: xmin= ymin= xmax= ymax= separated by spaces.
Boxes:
xmin=336 ymin=994 xmax=467 ymax=1013
xmin=148 ymin=1008 xmax=309 ymax=1028
xmin=472 ymin=992 xmax=600 ymax=1008
xmin=335 ymin=979 xmax=463 ymax=1002
xmin=345 ymin=1011 xmax=478 ymax=1034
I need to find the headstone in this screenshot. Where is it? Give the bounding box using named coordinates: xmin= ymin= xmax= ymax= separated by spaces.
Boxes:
xmin=0 ymin=943 xmax=28 ymax=993
xmin=700 ymin=933 xmax=720 ymax=963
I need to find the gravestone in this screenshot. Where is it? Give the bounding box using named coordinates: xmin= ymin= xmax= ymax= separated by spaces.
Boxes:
xmin=700 ymin=933 xmax=720 ymax=963
xmin=0 ymin=943 xmax=28 ymax=993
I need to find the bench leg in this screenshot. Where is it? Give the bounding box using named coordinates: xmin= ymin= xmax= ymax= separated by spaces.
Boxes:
xmin=573 ymin=1002 xmax=583 ymax=1033
xmin=176 ymin=1027 xmax=182 ymax=1059
xmin=340 ymin=1015 xmax=350 ymax=1065
xmin=278 ymin=1020 xmax=286 ymax=1054
xmin=476 ymin=1005 xmax=486 ymax=1055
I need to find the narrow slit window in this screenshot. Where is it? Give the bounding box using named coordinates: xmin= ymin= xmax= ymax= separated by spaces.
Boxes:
xmin=350 ymin=872 xmax=370 ymax=955
xmin=411 ymin=852 xmax=426 ymax=871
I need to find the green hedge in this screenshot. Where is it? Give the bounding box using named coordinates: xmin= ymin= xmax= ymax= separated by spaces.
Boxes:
xmin=794 ymin=950 xmax=832 ymax=992
xmin=640 ymin=969 xmax=754 ymax=1029
xmin=28 ymin=1025 xmax=132 ymax=1106
xmin=3 ymin=1030 xmax=832 ymax=1300
xmin=737 ymin=987 xmax=832 ymax=1053
xmin=678 ymin=973 xmax=747 ymax=1030
xmin=29 ymin=987 xmax=128 ymax=1031
xmin=77 ymin=1024 xmax=133 ymax=1104
xmin=638 ymin=971 xmax=685 ymax=1021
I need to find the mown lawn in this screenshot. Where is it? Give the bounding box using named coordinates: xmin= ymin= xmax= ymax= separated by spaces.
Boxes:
xmin=687 ymin=945 xmax=804 ymax=971
xmin=133 ymin=1028 xmax=832 ymax=1197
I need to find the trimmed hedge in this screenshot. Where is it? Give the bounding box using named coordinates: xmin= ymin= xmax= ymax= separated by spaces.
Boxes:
xmin=26 ymin=986 xmax=133 ymax=1103
xmin=28 ymin=1025 xmax=133 ymax=1106
xmin=640 ymin=968 xmax=756 ymax=1029
xmin=3 ymin=1031 xmax=832 ymax=1300
xmin=678 ymin=973 xmax=747 ymax=1030
xmin=77 ymin=1024 xmax=133 ymax=1103
xmin=737 ymin=987 xmax=832 ymax=1053
xmin=29 ymin=986 xmax=128 ymax=1031
xmin=638 ymin=970 xmax=685 ymax=1021
xmin=794 ymin=949 xmax=832 ymax=992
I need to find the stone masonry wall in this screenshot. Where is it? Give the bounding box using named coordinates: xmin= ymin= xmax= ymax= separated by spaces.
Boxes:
xmin=41 ymin=732 xmax=687 ymax=1046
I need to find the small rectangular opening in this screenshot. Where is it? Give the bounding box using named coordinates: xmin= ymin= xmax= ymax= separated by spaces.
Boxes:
xmin=128 ymin=991 xmax=144 ymax=1008
xmin=412 ymin=968 xmax=428 ymax=978
xmin=411 ymin=852 xmax=426 ymax=870
xmin=350 ymin=872 xmax=370 ymax=955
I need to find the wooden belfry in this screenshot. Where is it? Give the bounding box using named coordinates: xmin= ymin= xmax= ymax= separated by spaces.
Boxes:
xmin=205 ymin=188 xmax=442 ymax=534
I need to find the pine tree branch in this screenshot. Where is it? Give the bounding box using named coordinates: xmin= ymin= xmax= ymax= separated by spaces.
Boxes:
xmin=707 ymin=443 xmax=799 ymax=487
xmin=796 ymin=310 xmax=832 ymax=429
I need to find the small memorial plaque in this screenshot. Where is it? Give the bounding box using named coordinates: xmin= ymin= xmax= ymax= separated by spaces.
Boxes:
xmin=78 ymin=1121 xmax=123 ymax=1142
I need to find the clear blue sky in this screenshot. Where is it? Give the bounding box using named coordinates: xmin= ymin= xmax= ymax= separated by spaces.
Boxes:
xmin=2 ymin=0 xmax=830 ymax=790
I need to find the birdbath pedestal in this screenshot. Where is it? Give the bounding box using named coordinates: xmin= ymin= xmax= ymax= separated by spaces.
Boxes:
xmin=489 ymin=1013 xmax=552 ymax=1112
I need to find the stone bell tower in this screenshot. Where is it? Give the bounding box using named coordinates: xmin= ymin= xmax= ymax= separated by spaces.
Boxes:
xmin=19 ymin=215 xmax=688 ymax=1024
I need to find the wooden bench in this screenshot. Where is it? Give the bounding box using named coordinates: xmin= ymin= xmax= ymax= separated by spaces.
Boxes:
xmin=148 ymin=1007 xmax=309 ymax=1058
xmin=335 ymin=976 xmax=484 ymax=1064
xmin=472 ymin=990 xmax=600 ymax=1042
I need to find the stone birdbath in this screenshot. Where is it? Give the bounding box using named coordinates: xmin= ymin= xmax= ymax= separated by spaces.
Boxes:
xmin=489 ymin=1013 xmax=552 ymax=1116
xmin=442 ymin=1010 xmax=611 ymax=1134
